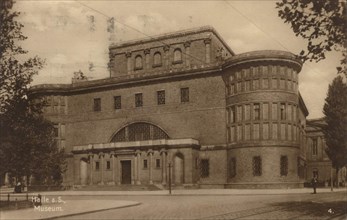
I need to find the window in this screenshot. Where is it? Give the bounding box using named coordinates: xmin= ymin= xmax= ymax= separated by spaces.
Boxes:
xmin=157 ymin=90 xmax=165 ymax=105
xmin=143 ymin=159 xmax=148 ymax=169
xmin=180 ymin=87 xmax=189 ymax=103
xmin=253 ymin=79 xmax=260 ymax=90
xmin=253 ymin=124 xmax=260 ymax=140
xmin=280 ymin=156 xmax=288 ymax=176
xmin=173 ymin=49 xmax=182 ymax=64
xmin=245 ymin=80 xmax=251 ymax=91
xmin=237 ymin=106 xmax=242 ymax=122
xmin=200 ymin=159 xmax=209 ymax=178
xmin=229 ymin=158 xmax=236 ymax=178
xmin=135 ymin=55 xmax=143 ymax=70
xmin=153 ymin=52 xmax=162 ymax=67
xmin=263 ymin=103 xmax=269 ymax=120
xmin=252 ymin=156 xmax=262 ymax=176
xmin=156 ymin=159 xmax=161 ymax=168
xmin=229 ymin=106 xmax=236 ymax=123
xmin=245 ymin=124 xmax=251 ymax=140
xmin=312 ymin=138 xmax=318 ymax=155
xmin=280 ymin=103 xmax=286 ymax=120
xmin=54 ymin=127 xmax=59 ymax=138
xmin=95 ymin=161 xmax=100 ymax=170
xmin=93 ymin=98 xmax=101 ymax=111
xmin=135 ymin=93 xmax=143 ymax=107
xmin=263 ymin=78 xmax=269 ymax=89
xmin=253 ymin=103 xmax=260 ymax=120
xmin=272 ymin=103 xmax=278 ymax=120
xmin=272 ymin=78 xmax=278 ymax=89
xmin=106 ymin=161 xmax=111 ymax=170
xmin=114 ymin=96 xmax=121 ymax=109
xmin=245 ymin=105 xmax=251 ymax=121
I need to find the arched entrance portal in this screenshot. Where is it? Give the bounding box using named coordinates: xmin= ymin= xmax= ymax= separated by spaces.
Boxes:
xmin=80 ymin=158 xmax=88 ymax=185
xmin=174 ymin=153 xmax=184 ymax=185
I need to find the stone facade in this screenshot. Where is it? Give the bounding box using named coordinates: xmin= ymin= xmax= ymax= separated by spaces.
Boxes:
xmin=29 ymin=26 xmax=318 ymax=188
xmin=305 ymin=118 xmax=346 ymax=186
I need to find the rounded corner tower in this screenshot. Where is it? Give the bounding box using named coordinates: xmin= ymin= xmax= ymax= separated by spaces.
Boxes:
xmin=221 ymin=50 xmax=304 ymax=188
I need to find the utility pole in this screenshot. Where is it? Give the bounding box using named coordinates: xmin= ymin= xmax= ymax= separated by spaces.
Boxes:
xmin=168 ymin=162 xmax=172 ymax=195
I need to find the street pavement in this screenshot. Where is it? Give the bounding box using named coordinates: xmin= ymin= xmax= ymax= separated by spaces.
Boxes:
xmin=0 ymin=187 xmax=346 ymax=220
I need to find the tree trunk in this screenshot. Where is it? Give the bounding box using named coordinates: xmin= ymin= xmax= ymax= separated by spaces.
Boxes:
xmin=336 ymin=167 xmax=340 ymax=188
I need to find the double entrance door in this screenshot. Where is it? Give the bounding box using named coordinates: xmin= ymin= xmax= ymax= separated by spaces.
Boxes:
xmin=121 ymin=160 xmax=132 ymax=184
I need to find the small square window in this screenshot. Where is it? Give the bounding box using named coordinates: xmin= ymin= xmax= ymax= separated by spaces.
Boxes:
xmin=157 ymin=90 xmax=165 ymax=105
xmin=180 ymin=87 xmax=189 ymax=103
xmin=156 ymin=159 xmax=160 ymax=168
xmin=143 ymin=159 xmax=148 ymax=169
xmin=114 ymin=96 xmax=121 ymax=109
xmin=135 ymin=93 xmax=143 ymax=107
xmin=93 ymin=98 xmax=101 ymax=111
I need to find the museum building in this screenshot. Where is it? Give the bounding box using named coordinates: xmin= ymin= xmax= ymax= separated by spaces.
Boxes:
xmin=30 ymin=26 xmax=311 ymax=188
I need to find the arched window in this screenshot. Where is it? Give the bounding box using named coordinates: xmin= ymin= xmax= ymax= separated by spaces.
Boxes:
xmin=135 ymin=55 xmax=143 ymax=70
xmin=173 ymin=48 xmax=182 ymax=64
xmin=153 ymin=52 xmax=162 ymax=67
xmin=111 ymin=122 xmax=169 ymax=142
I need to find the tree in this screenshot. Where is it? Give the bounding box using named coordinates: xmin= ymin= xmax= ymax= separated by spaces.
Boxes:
xmin=0 ymin=0 xmax=66 ymax=186
xmin=323 ymin=76 xmax=347 ymax=187
xmin=276 ymin=0 xmax=347 ymax=76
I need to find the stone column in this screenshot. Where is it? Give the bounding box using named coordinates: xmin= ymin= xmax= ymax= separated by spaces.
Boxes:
xmin=99 ymin=152 xmax=105 ymax=185
xmin=148 ymin=149 xmax=154 ymax=184
xmin=126 ymin=52 xmax=132 ymax=73
xmin=204 ymin=38 xmax=211 ymax=64
xmin=160 ymin=149 xmax=167 ymax=185
xmin=117 ymin=156 xmax=121 ymax=185
xmin=110 ymin=151 xmax=115 ymax=185
xmin=184 ymin=41 xmax=191 ymax=67
xmin=88 ymin=153 xmax=94 ymax=185
xmin=136 ymin=150 xmax=141 ymax=185
xmin=131 ymin=156 xmax=135 ymax=185
xmin=163 ymin=45 xmax=170 ymax=69
xmin=144 ymin=49 xmax=150 ymax=69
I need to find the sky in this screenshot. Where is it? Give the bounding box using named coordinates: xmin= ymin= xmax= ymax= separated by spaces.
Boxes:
xmin=14 ymin=0 xmax=342 ymax=119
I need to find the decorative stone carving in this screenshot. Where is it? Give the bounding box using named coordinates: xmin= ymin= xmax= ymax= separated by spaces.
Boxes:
xmin=125 ymin=52 xmax=132 ymax=58
xmin=184 ymin=41 xmax=191 ymax=48
xmin=144 ymin=49 xmax=150 ymax=55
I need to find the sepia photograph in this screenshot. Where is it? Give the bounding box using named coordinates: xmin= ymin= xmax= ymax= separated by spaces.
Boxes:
xmin=0 ymin=0 xmax=346 ymax=219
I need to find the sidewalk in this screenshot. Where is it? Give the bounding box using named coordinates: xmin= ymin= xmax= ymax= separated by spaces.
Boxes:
xmin=2 ymin=187 xmax=345 ymax=197
xmin=0 ymin=200 xmax=140 ymax=220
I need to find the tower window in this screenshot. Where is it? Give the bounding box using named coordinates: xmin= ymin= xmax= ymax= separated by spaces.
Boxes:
xmin=135 ymin=55 xmax=143 ymax=70
xmin=253 ymin=103 xmax=260 ymax=120
xmin=173 ymin=49 xmax=182 ymax=64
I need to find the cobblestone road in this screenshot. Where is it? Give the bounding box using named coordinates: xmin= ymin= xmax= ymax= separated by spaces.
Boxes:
xmin=57 ymin=192 xmax=346 ymax=220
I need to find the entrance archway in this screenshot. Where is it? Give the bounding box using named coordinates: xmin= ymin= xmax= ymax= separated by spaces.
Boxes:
xmin=80 ymin=158 xmax=88 ymax=185
xmin=174 ymin=153 xmax=184 ymax=184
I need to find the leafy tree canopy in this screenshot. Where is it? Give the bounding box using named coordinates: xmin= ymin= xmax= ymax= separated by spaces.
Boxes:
xmin=0 ymin=0 xmax=66 ymax=185
xmin=277 ymin=0 xmax=347 ymax=76
xmin=323 ymin=76 xmax=347 ymax=173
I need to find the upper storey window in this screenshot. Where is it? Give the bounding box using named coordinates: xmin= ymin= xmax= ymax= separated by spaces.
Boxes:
xmin=93 ymin=98 xmax=101 ymax=112
xmin=153 ymin=52 xmax=162 ymax=67
xmin=173 ymin=48 xmax=182 ymax=64
xmin=135 ymin=55 xmax=143 ymax=70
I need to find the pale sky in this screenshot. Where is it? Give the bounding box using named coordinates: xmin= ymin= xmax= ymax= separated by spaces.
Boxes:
xmin=15 ymin=0 xmax=342 ymax=119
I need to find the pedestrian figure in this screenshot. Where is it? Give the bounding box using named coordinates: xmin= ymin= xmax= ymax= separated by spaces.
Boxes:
xmin=311 ymin=175 xmax=318 ymax=194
